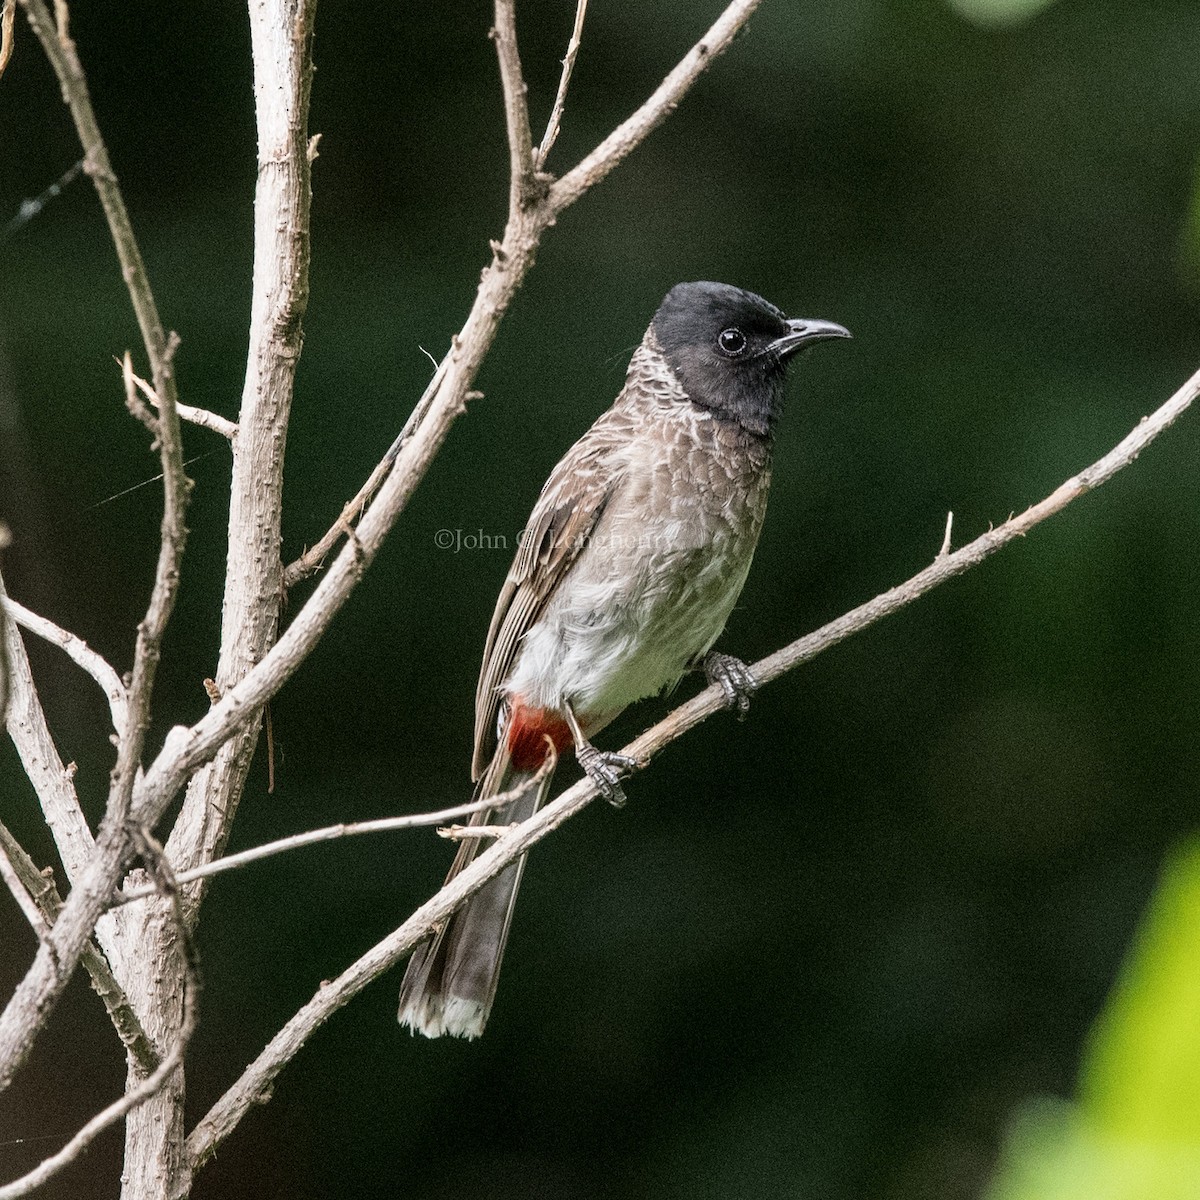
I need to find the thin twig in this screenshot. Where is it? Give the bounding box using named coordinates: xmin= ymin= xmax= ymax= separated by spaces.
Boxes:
xmin=549 ymin=0 xmax=764 ymax=211
xmin=119 ymin=355 xmax=237 ymax=441
xmin=283 ymin=354 xmax=451 ymax=588
xmin=115 ymin=767 xmax=552 ymax=904
xmin=16 ymin=0 xmax=191 ymax=772
xmin=534 ymin=0 xmax=588 ymax=170
xmin=121 ymin=348 xmax=157 ymax=434
xmin=438 ymin=823 xmax=516 ymax=840
xmin=186 ymin=363 xmax=1200 ymax=1170
xmin=1 ymin=596 xmax=127 ymax=737
xmin=0 ymin=829 xmax=44 ymax=933
xmin=0 ymin=820 xmax=159 ymax=1075
xmin=938 ymin=511 xmax=954 ymax=558
xmin=0 ymin=569 xmax=94 ymax=884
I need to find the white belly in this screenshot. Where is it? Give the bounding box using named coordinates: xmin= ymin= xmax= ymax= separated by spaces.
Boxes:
xmin=506 ymin=507 xmax=760 ymax=720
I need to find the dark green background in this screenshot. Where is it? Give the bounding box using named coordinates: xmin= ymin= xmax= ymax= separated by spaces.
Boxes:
xmin=2 ymin=1 xmax=1198 ymax=1196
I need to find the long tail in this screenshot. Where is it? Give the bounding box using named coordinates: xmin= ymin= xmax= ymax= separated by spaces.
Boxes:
xmin=397 ymin=749 xmax=554 ymax=1039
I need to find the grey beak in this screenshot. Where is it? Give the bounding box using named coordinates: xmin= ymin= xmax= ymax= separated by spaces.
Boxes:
xmin=768 ymin=317 xmax=852 ymax=360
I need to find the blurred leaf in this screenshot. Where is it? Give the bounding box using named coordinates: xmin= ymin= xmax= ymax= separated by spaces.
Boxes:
xmin=986 ymin=840 xmax=1200 ymax=1200
xmin=1081 ymin=839 xmax=1200 ymax=1140
xmin=945 ymin=0 xmax=1060 ymax=27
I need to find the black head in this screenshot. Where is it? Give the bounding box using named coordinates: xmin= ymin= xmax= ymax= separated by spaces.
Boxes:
xmin=651 ymin=281 xmax=849 ymax=437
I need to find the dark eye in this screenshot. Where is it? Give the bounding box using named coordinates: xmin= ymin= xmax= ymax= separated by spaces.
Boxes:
xmin=717 ymin=327 xmax=747 ymax=357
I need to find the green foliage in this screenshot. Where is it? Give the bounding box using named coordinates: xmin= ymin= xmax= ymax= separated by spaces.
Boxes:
xmin=987 ymin=841 xmax=1200 ymax=1200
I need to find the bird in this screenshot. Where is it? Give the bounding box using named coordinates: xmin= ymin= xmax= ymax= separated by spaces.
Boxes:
xmin=398 ymin=280 xmax=850 ymax=1039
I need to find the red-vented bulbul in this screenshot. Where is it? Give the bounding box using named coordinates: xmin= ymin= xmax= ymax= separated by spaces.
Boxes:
xmin=398 ymin=281 xmax=849 ymax=1038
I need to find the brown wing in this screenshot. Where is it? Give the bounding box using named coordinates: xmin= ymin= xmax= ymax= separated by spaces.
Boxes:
xmin=471 ymin=412 xmax=632 ymax=779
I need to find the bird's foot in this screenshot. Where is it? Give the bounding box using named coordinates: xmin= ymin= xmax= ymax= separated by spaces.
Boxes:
xmin=576 ymin=743 xmax=637 ymax=808
xmin=702 ymin=651 xmax=759 ymax=721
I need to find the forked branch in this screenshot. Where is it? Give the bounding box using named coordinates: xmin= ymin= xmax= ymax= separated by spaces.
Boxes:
xmin=283 ymin=0 xmax=764 ymax=590
xmin=0 ymin=0 xmax=191 ymax=1095
xmin=535 ymin=0 xmax=588 ymax=170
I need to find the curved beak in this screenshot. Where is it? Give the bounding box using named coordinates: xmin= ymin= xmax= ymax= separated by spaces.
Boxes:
xmin=768 ymin=317 xmax=852 ymax=360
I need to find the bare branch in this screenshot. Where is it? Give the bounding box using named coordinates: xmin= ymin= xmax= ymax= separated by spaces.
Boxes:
xmin=1 ymin=596 xmax=127 ymax=738
xmin=0 ymin=587 xmax=157 ymax=1072
xmin=1 ymin=0 xmax=191 ymax=1095
xmin=161 ymin=0 xmax=318 ymax=923
xmin=534 ymin=0 xmax=587 ymax=170
xmin=284 ymin=0 xmax=762 ymax=595
xmin=15 ymin=0 xmax=191 ymax=787
xmin=16 ymin=2 xmax=185 ymax=436
xmin=438 ymin=823 xmax=515 ymax=841
xmin=186 ymin=363 xmax=1200 ymax=1170
xmin=120 ymin=348 xmax=158 ymax=434
xmin=0 ymin=568 xmax=94 ymax=884
xmin=0 ymin=853 xmax=196 ymax=1200
xmin=0 ymin=0 xmax=318 ymax=1101
xmin=549 ymin=0 xmax=763 ymax=212
xmin=283 ymin=350 xmax=453 ymax=588
xmin=0 ymin=0 xmax=14 ymax=80
xmin=493 ymin=0 xmax=538 ymax=209
xmin=0 ymin=825 xmax=45 ymax=933
xmin=0 ymin=820 xmax=159 ymax=1075
xmin=116 ymin=767 xmax=551 ymax=905
xmin=121 ymin=354 xmax=237 ymax=441
xmin=282 ymin=455 xmax=391 ymax=588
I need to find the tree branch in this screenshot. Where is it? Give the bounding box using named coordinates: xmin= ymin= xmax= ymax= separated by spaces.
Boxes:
xmin=281 ymin=0 xmax=761 ymax=592
xmin=117 ymin=765 xmax=552 ymax=904
xmin=1 ymin=0 xmax=190 ymax=1097
xmin=122 ymin=354 xmax=237 ymax=441
xmin=0 ymin=860 xmax=196 ymax=1200
xmin=0 ymin=568 xmax=94 ymax=885
xmin=0 ymin=592 xmax=160 ymax=1073
xmin=0 ymin=820 xmax=159 ymax=1075
xmin=549 ymin=0 xmax=763 ymax=211
xmin=0 ymin=825 xmax=44 ymax=932
xmin=534 ymin=0 xmax=587 ymax=171
xmin=1 ymin=596 xmax=127 ymax=738
xmin=493 ymin=0 xmax=538 ymax=209
xmin=0 ymin=0 xmax=14 ymax=81
xmin=186 ymin=361 xmax=1200 ymax=1171
xmin=161 ymin=0 xmax=318 ymax=924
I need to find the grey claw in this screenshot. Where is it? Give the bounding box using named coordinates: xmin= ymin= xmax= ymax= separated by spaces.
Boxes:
xmin=576 ymin=745 xmax=636 ymax=808
xmin=703 ymin=651 xmax=758 ymax=721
